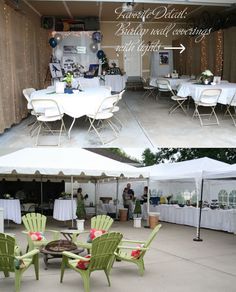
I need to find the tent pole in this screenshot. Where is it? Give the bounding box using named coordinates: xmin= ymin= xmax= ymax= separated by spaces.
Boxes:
xmin=71 ymin=176 xmax=74 ymax=229
xmin=95 ymin=180 xmax=97 ymax=215
xmin=115 ymin=178 xmax=119 ymax=220
xmin=193 ymin=178 xmax=204 ymax=242
xmin=40 ymin=177 xmax=43 ymax=215
xmin=145 ymin=177 xmax=150 ymax=228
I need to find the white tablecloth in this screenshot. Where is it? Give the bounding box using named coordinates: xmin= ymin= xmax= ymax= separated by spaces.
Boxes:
xmin=0 ymin=199 xmax=21 ymax=224
xmin=31 ymin=87 xmax=111 ymax=119
xmin=0 ymin=208 xmax=4 ymax=232
xmin=104 ymin=75 xmax=127 ymax=92
xmin=150 ymin=77 xmax=190 ymax=90
xmin=31 ymin=87 xmax=111 ymax=137
xmin=156 ymin=204 xmax=236 ymax=233
xmin=53 ymin=199 xmax=77 ymax=221
xmin=177 ymin=82 xmax=236 ymax=105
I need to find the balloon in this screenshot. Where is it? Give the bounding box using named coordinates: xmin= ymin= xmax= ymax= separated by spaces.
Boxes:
xmin=49 ymin=37 xmax=57 ymax=48
xmin=97 ymin=50 xmax=105 ymax=59
xmin=90 ymin=42 xmax=98 ymax=53
xmin=54 ymin=33 xmax=62 ymax=43
xmin=92 ymin=31 xmax=102 ymax=43
xmin=54 ymin=47 xmax=63 ymax=61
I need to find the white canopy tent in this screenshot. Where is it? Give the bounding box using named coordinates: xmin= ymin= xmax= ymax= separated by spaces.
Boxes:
xmin=141 ymin=157 xmax=229 ymax=239
xmin=203 ymin=164 xmax=236 ymax=180
xmin=0 ymin=148 xmax=149 ymax=226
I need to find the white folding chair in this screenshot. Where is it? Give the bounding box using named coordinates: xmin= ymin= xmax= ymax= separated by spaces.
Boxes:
xmin=112 ymin=90 xmax=125 ymax=129
xmin=156 ymin=79 xmax=173 ymax=98
xmin=23 ymin=88 xmax=38 ymax=135
xmin=168 ymin=83 xmax=188 ymax=115
xmin=192 ymin=89 xmax=222 ymax=126
xmin=87 ymin=95 xmax=120 ymax=145
xmin=224 ymin=92 xmax=236 ymax=126
xmin=141 ymin=78 xmax=156 ymax=99
xmin=30 ymin=98 xmax=67 ymax=146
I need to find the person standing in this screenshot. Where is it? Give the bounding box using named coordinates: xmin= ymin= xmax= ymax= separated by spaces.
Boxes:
xmin=122 ymin=183 xmax=134 ymax=219
xmin=141 ymin=186 xmax=148 ymax=203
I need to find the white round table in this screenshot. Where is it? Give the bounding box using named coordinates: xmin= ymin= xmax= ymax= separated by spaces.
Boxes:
xmin=53 ymin=199 xmax=77 ymax=221
xmin=0 ymin=199 xmax=21 ymax=224
xmin=31 ymin=86 xmax=111 ymax=138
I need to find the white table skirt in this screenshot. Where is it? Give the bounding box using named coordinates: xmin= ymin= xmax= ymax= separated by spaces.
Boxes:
xmin=0 ymin=199 xmax=21 ymax=224
xmin=156 ymin=204 xmax=236 ymax=233
xmin=31 ymin=87 xmax=111 ymax=119
xmin=0 ymin=208 xmax=4 ymax=232
xmin=177 ymin=82 xmax=236 ymax=105
xmin=73 ymin=77 xmax=100 ymax=89
xmin=150 ymin=77 xmax=190 ymax=90
xmin=104 ymin=75 xmax=127 ymax=92
xmin=53 ymin=199 xmax=77 ymax=221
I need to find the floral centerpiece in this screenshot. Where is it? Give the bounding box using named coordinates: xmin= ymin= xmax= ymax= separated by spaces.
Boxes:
xmin=200 ymin=69 xmax=214 ymax=84
xmin=63 ymin=72 xmax=74 ymax=93
xmin=3 ymin=193 xmax=11 ymax=199
xmin=60 ymin=192 xmax=71 ymax=199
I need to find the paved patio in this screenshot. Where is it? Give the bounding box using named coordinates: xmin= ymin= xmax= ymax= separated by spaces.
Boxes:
xmin=1 ymin=219 xmax=236 ymax=292
xmin=0 ymin=90 xmax=236 ymax=148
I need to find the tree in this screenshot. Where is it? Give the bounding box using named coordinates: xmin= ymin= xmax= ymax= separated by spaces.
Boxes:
xmin=141 ymin=148 xmax=236 ymax=166
xmin=142 ymin=148 xmax=157 ymax=166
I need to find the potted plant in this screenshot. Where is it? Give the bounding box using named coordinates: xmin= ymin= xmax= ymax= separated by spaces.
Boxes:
xmin=199 ymin=69 xmax=214 ymax=85
xmin=76 ymin=194 xmax=88 ymax=231
xmin=63 ymin=72 xmax=74 ymax=93
xmin=133 ymin=199 xmax=142 ymax=228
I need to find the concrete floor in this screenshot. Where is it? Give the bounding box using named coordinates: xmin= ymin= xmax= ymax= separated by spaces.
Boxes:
xmin=0 ymin=90 xmax=236 ymax=147
xmin=0 ymin=220 xmax=236 ymax=292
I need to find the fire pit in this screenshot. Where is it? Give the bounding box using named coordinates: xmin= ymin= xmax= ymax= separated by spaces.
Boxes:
xmin=40 ymin=240 xmax=83 ymax=269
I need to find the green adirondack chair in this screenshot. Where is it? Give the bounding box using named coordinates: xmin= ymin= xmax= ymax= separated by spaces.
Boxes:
xmin=0 ymin=233 xmax=39 ymax=292
xmin=72 ymin=215 xmax=114 ymax=252
xmin=114 ymin=224 xmax=162 ymax=276
xmin=60 ymin=232 xmax=123 ymax=292
xmin=22 ymin=213 xmax=59 ymax=251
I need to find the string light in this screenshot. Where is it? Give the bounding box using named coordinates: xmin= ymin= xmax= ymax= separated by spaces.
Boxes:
xmin=200 ymin=37 xmax=208 ymax=72
xmin=215 ymin=30 xmax=223 ymax=76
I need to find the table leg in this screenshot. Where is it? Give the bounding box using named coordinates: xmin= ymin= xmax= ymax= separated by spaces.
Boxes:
xmin=43 ymin=254 xmax=49 ymax=270
xmin=68 ymin=118 xmax=76 ymax=139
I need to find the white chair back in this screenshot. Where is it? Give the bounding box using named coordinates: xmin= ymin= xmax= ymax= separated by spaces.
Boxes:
xmin=199 ymin=89 xmax=222 ymax=105
xmin=118 ymin=90 xmax=125 ymax=100
xmin=23 ymin=88 xmax=36 ymax=109
xmin=98 ymin=95 xmax=119 ymax=113
xmin=30 ymin=98 xmax=63 ymax=120
xmin=156 ymin=79 xmax=171 ymax=92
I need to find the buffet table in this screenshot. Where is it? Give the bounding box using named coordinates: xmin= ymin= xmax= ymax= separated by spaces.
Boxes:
xmin=53 ymin=199 xmax=77 ymax=221
xmin=0 ymin=199 xmax=21 ymax=224
xmin=156 ymin=204 xmax=236 ymax=233
xmin=177 ymin=82 xmax=236 ymax=105
xmin=74 ymin=77 xmax=100 ymax=89
xmin=104 ymin=75 xmax=127 ymax=92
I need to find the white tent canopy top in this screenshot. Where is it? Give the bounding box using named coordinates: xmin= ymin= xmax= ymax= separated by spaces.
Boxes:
xmin=141 ymin=157 xmax=229 ymax=181
xmin=203 ymin=163 xmax=236 ymax=180
xmin=0 ymin=148 xmax=149 ymax=180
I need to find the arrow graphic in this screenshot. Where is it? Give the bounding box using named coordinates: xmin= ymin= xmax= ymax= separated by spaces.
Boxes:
xmin=164 ymin=43 xmax=185 ymax=54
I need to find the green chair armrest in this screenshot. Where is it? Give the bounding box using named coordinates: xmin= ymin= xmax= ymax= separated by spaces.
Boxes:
xmin=121 ymin=239 xmax=146 ymax=244
xmin=22 ymin=230 xmax=28 ymax=234
xmin=62 ymin=251 xmax=90 ymax=261
xmin=17 ymin=249 xmax=39 ymax=260
xmin=117 ymin=245 xmax=148 ymax=251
